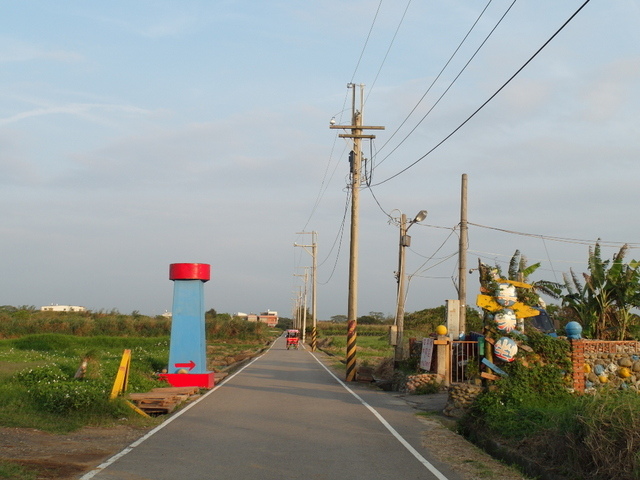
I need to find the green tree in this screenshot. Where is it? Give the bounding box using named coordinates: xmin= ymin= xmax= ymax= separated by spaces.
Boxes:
xmin=562 ymin=243 xmax=640 ymax=339
xmin=507 ymin=250 xmax=562 ymax=305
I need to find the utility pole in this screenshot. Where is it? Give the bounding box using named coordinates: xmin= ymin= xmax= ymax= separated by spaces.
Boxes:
xmin=294 ymin=231 xmax=317 ymax=351
xmin=458 ymin=173 xmax=468 ymax=336
xmin=394 ymin=210 xmax=427 ymax=369
xmin=395 ymin=213 xmax=408 ymax=369
xmin=330 ymin=83 xmax=384 ymax=381
xmin=294 ymin=268 xmax=309 ymax=342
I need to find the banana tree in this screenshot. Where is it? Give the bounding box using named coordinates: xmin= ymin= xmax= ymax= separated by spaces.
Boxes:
xmin=507 ymin=250 xmax=562 ymax=305
xmin=562 ymin=243 xmax=640 ymax=339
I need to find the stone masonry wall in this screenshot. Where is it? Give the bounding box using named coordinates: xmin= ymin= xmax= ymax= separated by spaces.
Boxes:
xmin=571 ymin=339 xmax=640 ymax=393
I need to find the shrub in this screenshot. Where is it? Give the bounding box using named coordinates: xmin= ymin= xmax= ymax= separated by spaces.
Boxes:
xmin=569 ymin=390 xmax=640 ymax=479
xmin=12 ymin=334 xmax=75 ymax=352
xmin=29 ymin=380 xmax=111 ymax=415
xmin=15 ymin=364 xmax=68 ymax=387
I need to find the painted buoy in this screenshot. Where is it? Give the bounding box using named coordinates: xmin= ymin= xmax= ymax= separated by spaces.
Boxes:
xmin=565 ymin=321 xmax=582 ymax=339
xmin=496 ymin=283 xmax=517 ymax=307
xmin=494 ymin=337 xmax=518 ymax=362
xmin=494 ymin=309 xmax=517 ymax=333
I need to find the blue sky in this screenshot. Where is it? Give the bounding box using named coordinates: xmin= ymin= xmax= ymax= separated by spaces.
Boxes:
xmin=1 ymin=1 xmax=639 ymax=320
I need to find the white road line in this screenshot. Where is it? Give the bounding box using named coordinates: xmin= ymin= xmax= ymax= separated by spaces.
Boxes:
xmin=310 ymin=352 xmax=450 ymax=480
xmin=79 ymin=342 xmax=274 ymax=479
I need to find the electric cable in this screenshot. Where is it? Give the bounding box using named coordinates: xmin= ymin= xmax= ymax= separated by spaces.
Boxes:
xmin=375 ymin=0 xmax=514 ymax=168
xmin=350 ymin=0 xmax=384 ymax=84
xmin=372 ymin=0 xmax=593 ymax=186
xmin=468 ymin=222 xmax=639 ymax=248
xmin=364 ymin=0 xmax=413 ymax=104
xmin=374 ymin=0 xmax=494 ymax=160
xmin=318 ymin=190 xmax=351 ymax=285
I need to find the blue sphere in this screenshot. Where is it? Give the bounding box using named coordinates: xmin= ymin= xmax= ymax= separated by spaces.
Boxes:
xmin=565 ymin=321 xmax=582 ymax=339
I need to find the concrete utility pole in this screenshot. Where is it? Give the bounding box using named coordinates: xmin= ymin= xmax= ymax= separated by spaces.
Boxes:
xmin=458 ymin=173 xmax=468 ymax=336
xmin=294 ymin=231 xmax=318 ymax=351
xmin=294 ymin=268 xmax=310 ymax=342
xmin=330 ymin=84 xmax=384 ymax=381
xmin=394 ymin=210 xmax=427 ymax=369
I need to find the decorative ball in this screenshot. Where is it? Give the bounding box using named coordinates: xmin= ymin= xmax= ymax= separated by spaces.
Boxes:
xmin=496 ymin=283 xmax=517 ymax=307
xmin=565 ymin=321 xmax=583 ymax=339
xmin=436 ymin=325 xmax=448 ymax=335
xmin=494 ymin=337 xmax=518 ymax=362
xmin=494 ymin=309 xmax=517 ymax=333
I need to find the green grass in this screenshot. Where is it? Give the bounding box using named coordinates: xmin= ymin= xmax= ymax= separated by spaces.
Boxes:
xmin=0 ymin=329 xmax=280 ymax=433
xmin=317 ymin=332 xmax=394 ymax=362
xmin=0 ymin=461 xmax=37 ymax=480
xmin=0 ymin=334 xmax=170 ymax=432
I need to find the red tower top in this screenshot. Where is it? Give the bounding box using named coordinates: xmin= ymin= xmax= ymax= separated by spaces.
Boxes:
xmin=169 ymin=263 xmax=211 ymax=282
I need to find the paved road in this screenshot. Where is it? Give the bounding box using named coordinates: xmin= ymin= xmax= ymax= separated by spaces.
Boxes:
xmin=82 ymin=336 xmax=463 ymax=480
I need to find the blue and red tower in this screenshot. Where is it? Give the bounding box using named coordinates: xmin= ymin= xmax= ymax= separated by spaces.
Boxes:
xmin=159 ymin=263 xmax=215 ymax=389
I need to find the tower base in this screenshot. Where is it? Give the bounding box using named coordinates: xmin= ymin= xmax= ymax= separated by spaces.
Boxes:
xmin=159 ymin=372 xmax=215 ymax=389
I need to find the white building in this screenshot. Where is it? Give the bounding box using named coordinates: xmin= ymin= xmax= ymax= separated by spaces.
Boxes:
xmin=40 ymin=304 xmax=87 ymax=312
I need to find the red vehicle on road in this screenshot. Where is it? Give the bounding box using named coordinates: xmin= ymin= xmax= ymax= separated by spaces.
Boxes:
xmin=285 ymin=329 xmax=299 ymax=349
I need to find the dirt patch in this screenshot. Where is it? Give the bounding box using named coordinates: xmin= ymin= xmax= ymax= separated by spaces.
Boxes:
xmin=417 ymin=415 xmax=530 ymax=480
xmin=0 ymin=425 xmax=152 ymax=479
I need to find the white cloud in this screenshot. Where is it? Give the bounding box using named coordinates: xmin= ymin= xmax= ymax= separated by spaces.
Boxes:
xmin=0 ymin=38 xmax=83 ymax=63
xmin=0 ymin=103 xmax=156 ymax=127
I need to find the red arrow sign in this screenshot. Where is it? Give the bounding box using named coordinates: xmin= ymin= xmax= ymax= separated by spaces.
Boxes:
xmin=174 ymin=360 xmax=196 ymax=371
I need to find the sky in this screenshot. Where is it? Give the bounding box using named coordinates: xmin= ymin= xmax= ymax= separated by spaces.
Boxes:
xmin=1 ymin=1 xmax=639 ymax=321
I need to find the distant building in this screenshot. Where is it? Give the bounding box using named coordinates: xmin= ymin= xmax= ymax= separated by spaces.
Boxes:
xmin=236 ymin=310 xmax=279 ymax=327
xmin=40 ymin=304 xmax=86 ymax=312
xmin=258 ymin=310 xmax=278 ymax=327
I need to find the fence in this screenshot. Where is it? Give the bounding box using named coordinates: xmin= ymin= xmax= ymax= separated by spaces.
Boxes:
xmin=450 ymin=340 xmax=479 ymax=384
xmin=411 ymin=338 xmax=479 ymax=385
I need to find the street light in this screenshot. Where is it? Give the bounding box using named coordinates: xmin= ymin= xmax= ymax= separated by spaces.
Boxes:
xmin=394 ymin=210 xmax=427 ymax=369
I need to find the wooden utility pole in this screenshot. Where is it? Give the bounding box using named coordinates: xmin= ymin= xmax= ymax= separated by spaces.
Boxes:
xmin=294 ymin=231 xmax=317 ymax=351
xmin=458 ymin=173 xmax=468 ymax=336
xmin=294 ymin=268 xmax=309 ymax=342
xmin=330 ymin=84 xmax=384 ymax=381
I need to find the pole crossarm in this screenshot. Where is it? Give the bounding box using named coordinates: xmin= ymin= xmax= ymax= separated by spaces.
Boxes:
xmin=338 ymin=134 xmax=377 ymax=139
xmin=329 ymin=125 xmax=385 ymax=130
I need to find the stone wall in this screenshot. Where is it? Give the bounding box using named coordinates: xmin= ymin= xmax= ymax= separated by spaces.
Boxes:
xmin=571 ymin=339 xmax=640 ymax=393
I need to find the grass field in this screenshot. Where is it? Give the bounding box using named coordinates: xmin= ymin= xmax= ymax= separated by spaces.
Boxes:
xmin=0 ymin=330 xmax=280 ymax=433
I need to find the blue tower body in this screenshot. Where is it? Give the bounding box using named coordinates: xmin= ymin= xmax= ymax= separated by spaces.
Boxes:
xmin=160 ymin=263 xmax=215 ymax=388
xmin=168 ymin=280 xmax=207 ymax=374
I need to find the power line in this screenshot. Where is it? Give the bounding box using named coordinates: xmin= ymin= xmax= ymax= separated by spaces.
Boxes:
xmin=364 ymin=0 xmax=413 ymax=104
xmin=318 ymin=190 xmax=351 ymax=285
xmin=468 ymin=222 xmax=640 ymax=248
xmin=374 ymin=0 xmax=496 ymax=163
xmin=372 ymin=0 xmax=592 ymax=186
xmin=350 ymin=0 xmax=384 ymax=84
